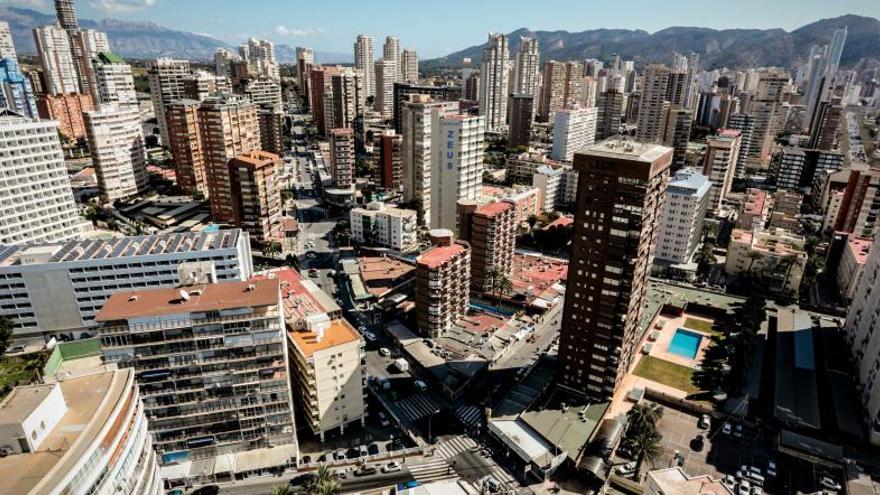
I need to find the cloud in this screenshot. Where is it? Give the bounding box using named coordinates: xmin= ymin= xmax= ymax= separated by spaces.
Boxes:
xmin=88 ymin=0 xmax=157 ymax=14
xmin=273 ymin=25 xmax=323 ymax=37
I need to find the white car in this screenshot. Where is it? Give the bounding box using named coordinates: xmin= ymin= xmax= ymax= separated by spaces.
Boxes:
xmin=721 ymin=475 xmax=736 ymax=490
xmin=379 ymin=347 xmax=391 ymax=357
xmin=751 ymin=487 xmax=763 ymax=495
xmin=698 ymin=414 xmax=711 ymax=429
xmin=766 ymin=460 xmax=777 ymax=477
xmin=364 ymin=332 xmax=377 ymax=343
xmin=820 ymin=476 xmax=842 ymax=491
xmin=616 ymin=461 xmax=637 ymax=476
xmin=381 ymin=461 xmax=402 ymax=473
xmin=722 ymin=422 xmax=732 ymax=435
xmin=738 ymin=480 xmax=751 ymax=495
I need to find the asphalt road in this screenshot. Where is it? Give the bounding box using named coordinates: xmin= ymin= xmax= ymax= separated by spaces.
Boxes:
xmin=217 ymin=468 xmax=413 ymax=494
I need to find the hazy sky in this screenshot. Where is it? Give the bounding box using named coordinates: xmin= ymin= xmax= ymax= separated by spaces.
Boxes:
xmin=7 ymin=0 xmax=880 ymax=57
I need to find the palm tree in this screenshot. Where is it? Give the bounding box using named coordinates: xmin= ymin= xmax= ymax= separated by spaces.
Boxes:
xmin=305 ymin=464 xmax=341 ymax=495
xmin=268 ymin=484 xmax=293 ymax=495
xmin=485 ymin=265 xmax=513 ymax=307
xmin=745 ymin=251 xmax=762 ymax=275
xmin=626 ymin=402 xmax=663 ymax=435
xmin=263 ymin=241 xmax=282 ymax=258
xmin=626 ymin=428 xmax=663 ymax=474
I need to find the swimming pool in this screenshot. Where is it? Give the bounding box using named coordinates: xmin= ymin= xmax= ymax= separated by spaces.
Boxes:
xmin=667 ymin=329 xmax=704 ymax=359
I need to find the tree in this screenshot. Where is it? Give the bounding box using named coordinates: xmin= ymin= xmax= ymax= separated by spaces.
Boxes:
xmin=0 ymin=316 xmax=12 ymax=358
xmin=485 ymin=265 xmax=513 ymax=307
xmin=526 ymin=214 xmax=539 ymax=230
xmin=694 ymin=243 xmax=716 ymax=281
xmin=626 ymin=402 xmax=663 ymax=435
xmin=745 ymin=251 xmax=762 ymax=274
xmin=305 ymin=464 xmax=341 ymax=495
xmin=268 ymin=484 xmax=293 ymax=495
xmin=263 ymin=241 xmax=282 ymax=258
xmin=626 ymin=429 xmax=663 ymax=474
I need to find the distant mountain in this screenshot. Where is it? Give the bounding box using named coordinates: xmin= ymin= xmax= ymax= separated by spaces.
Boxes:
xmin=2 ymin=6 xmax=229 ymax=61
xmin=423 ymin=15 xmax=880 ymax=71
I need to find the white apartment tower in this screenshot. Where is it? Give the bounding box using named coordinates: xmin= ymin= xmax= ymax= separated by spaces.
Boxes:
xmin=0 ymin=21 xmax=17 ymax=62
xmin=513 ymin=36 xmax=539 ymax=96
xmin=374 ymin=59 xmax=396 ymax=118
xmin=430 ymin=113 xmax=486 ymax=231
xmin=0 ymin=111 xmax=87 ymax=245
xmin=702 ymin=129 xmax=742 ymax=213
xmin=655 ymin=168 xmax=711 ymax=263
xmin=33 ymin=24 xmax=80 ymax=95
xmin=401 ymin=48 xmax=419 ymax=83
xmin=383 ymin=36 xmax=401 ymax=81
xmin=84 ymin=104 xmax=149 ymax=202
xmin=478 ymin=33 xmax=509 ymax=132
xmin=73 ymin=28 xmax=110 ymax=99
xmin=147 ymin=58 xmax=192 ymax=146
xmin=551 ymin=105 xmax=598 ymax=162
xmin=93 ymin=52 xmax=137 ymax=109
xmin=354 ymin=35 xmax=375 ymax=97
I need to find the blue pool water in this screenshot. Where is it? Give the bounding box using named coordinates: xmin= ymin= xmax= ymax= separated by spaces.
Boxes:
xmin=667 ymin=329 xmax=703 ymax=359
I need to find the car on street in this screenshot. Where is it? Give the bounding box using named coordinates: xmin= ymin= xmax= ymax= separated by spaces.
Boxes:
xmin=308 ymin=268 xmax=318 ymax=278
xmin=820 ymin=476 xmax=842 ymax=491
xmin=414 ymin=380 xmax=428 ymax=392
xmin=368 ymin=443 xmax=380 ymax=455
xmin=734 ymin=424 xmax=743 ymax=438
xmin=381 ymin=461 xmax=402 ymax=473
xmin=354 ymin=466 xmax=378 ymax=477
xmin=300 ymin=455 xmax=311 ymax=464
xmin=334 ymin=449 xmax=346 ymax=460
xmin=359 ymin=444 xmax=369 ymax=457
xmin=378 ymin=411 xmax=391 ymax=427
xmin=333 ymin=467 xmax=348 ymax=479
xmin=722 ymin=475 xmax=736 ymax=490
xmin=722 ymin=422 xmax=732 ymax=435
xmin=379 ymin=347 xmax=391 ymax=357
xmin=364 ymin=332 xmax=377 ymax=343
xmin=752 ymin=487 xmax=763 ymax=495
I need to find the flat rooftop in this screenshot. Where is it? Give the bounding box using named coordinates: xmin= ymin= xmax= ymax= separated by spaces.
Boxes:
xmin=0 ymin=370 xmax=128 ymax=495
xmin=417 ymin=243 xmax=467 ymax=270
xmin=252 ymin=268 xmax=334 ymax=322
xmin=357 ymin=256 xmax=414 ymax=298
xmin=847 ymin=237 xmax=873 ymax=265
xmin=96 ymin=278 xmax=279 ymax=321
xmin=288 ymin=318 xmax=360 ymax=357
xmin=582 ymin=137 xmax=672 ymax=163
xmin=649 ymin=467 xmax=733 ymax=495
xmin=0 ymin=384 xmax=56 ymax=424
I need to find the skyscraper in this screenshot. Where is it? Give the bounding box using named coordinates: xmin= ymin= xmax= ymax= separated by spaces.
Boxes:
xmin=0 ymin=58 xmax=38 ymax=118
xmin=329 ymin=127 xmax=356 ymax=188
xmin=383 ymin=36 xmax=401 ymax=81
xmin=198 ymin=94 xmax=261 ymax=223
xmin=296 ymin=46 xmax=315 ymax=98
xmin=147 ymin=58 xmax=191 ymax=146
xmin=373 ymin=129 xmax=403 ymax=192
xmin=330 ymin=68 xmax=365 ymax=130
xmin=0 ymin=21 xmax=18 ymax=63
xmin=726 ymin=113 xmax=755 ymax=178
xmin=401 ymin=48 xmax=419 ymax=83
xmin=636 ymin=64 xmax=686 ymax=143
xmin=551 ymin=105 xmax=598 ymax=162
xmin=702 ymin=129 xmax=742 ymax=213
xmin=374 ymin=59 xmax=396 ymax=118
xmin=54 ymin=0 xmax=79 ymax=31
xmin=242 ymin=38 xmax=280 ymax=80
xmin=354 ymin=35 xmax=375 ymax=97
xmin=538 ymin=60 xmax=584 ymax=122
xmin=512 ymin=36 xmax=539 ymax=96
xmin=33 ymin=24 xmax=80 ymax=95
xmin=431 ymin=113 xmax=486 ymax=230
xmin=507 ymin=93 xmax=534 ymax=148
xmin=93 ymin=52 xmax=137 ymax=109
xmin=655 ymin=168 xmax=711 ymax=264
xmin=558 ymin=137 xmax=672 ymax=397
xmin=0 ymin=111 xmax=87 ymax=245
xmin=478 ymin=33 xmax=509 ymax=132
xmin=165 ymin=99 xmax=206 ymax=196
xmin=228 ymin=151 xmax=283 ymax=243
xmin=596 ymin=89 xmax=624 ymax=140
xmin=84 ymin=105 xmax=149 ymax=202
xmin=73 ymin=28 xmax=110 ymax=99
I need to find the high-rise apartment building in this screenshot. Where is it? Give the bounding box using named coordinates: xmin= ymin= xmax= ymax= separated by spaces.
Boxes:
xmin=354 ymin=35 xmax=375 ymax=97
xmin=478 ymin=33 xmax=509 ymax=132
xmin=165 ymin=99 xmax=206 ymax=196
xmin=240 ymin=75 xmax=282 ymax=108
xmin=240 ymin=38 xmax=280 ymax=80
xmin=36 ymin=92 xmax=93 ymax=140
xmin=183 ymin=69 xmax=224 ymax=101
xmin=431 ymin=113 xmax=486 ymax=231
xmin=415 ymin=232 xmax=471 ymax=337
xmin=0 ymin=21 xmax=17 ymax=62
xmin=538 ymin=61 xmax=584 ymax=122
xmin=329 ymin=127 xmax=356 ymax=188
xmin=374 ymin=59 xmax=396 ymax=118
xmin=198 ymin=94 xmax=261 ymax=224
xmin=558 ymin=138 xmax=672 ymax=397
xmin=655 ymin=168 xmax=711 ymax=264
xmin=726 ymin=113 xmax=756 ymax=178
xmin=0 ymin=368 xmax=162 ymax=495
xmin=401 ymin=96 xmax=457 ymax=226
xmin=457 ymin=200 xmax=516 ymax=293
xmin=373 ymin=129 xmax=403 ymax=192
xmin=296 ymin=47 xmax=314 ymax=96
xmin=0 ymin=59 xmax=37 ymax=118
xmin=392 ymin=83 xmax=450 ymax=132
xmin=636 ymin=65 xmax=686 ymax=143
xmin=551 ymin=105 xmax=598 ymax=162
xmin=84 ymin=104 xmax=149 ymax=202
xmin=33 ymin=24 xmax=80 ymax=95
xmin=725 ymin=227 xmax=806 ymax=292
xmin=72 ymin=28 xmax=109 ymax=99
xmin=214 ymin=47 xmax=239 ymax=79
xmin=0 ymin=229 xmax=252 ymax=341
xmin=97 ymin=279 xmax=297 ymax=465
xmin=330 ymin=68 xmax=365 ymax=131
xmin=92 ymin=51 xmax=137 ymax=109
xmin=401 ymin=48 xmax=418 ymax=83
xmin=54 ymin=0 xmax=79 ymax=31
xmin=808 ymin=96 xmax=844 ymax=151
xmin=228 ymin=151 xmax=282 ymax=244
xmin=383 ymin=36 xmax=401 ymax=81
xmin=702 ymin=129 xmax=742 ymax=213
xmin=0 ymin=112 xmax=86 ymax=245
xmin=258 ymin=103 xmax=285 ymax=156
xmin=147 ymin=58 xmax=191 ymax=146
xmin=308 ymin=66 xmax=337 ymax=137
xmin=661 ymin=106 xmax=693 ymax=168
xmin=596 ymin=90 xmax=624 ymax=140
xmin=508 ymin=93 xmax=534 ymax=148
xmin=512 ymin=37 xmax=539 ymax=96
xmin=744 ymin=69 xmax=789 ymax=167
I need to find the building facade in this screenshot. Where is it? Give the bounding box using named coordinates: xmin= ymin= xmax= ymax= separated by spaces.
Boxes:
xmin=84 ymin=104 xmax=149 ymax=202
xmin=478 ymin=33 xmax=509 ymax=132
xmin=507 ymin=93 xmax=534 ymax=149
xmin=551 ymin=105 xmax=598 ymax=162
xmin=373 ymin=129 xmax=403 ymax=192
xmin=724 ymin=227 xmax=807 ymax=293
xmin=166 ymin=99 xmax=206 ymax=196
xmin=702 ymin=129 xmax=742 ymax=213
xmin=228 ymin=151 xmax=282 ymax=244
xmin=329 ymin=128 xmax=355 ymax=188
xmin=350 ymin=202 xmax=418 ymax=251
xmin=147 ymin=58 xmax=191 ymax=146
xmin=457 ymin=200 xmax=516 ymax=293
xmin=36 ymin=92 xmax=94 ymax=141
xmin=415 ymin=233 xmax=471 ymax=338
xmin=655 ymin=168 xmax=711 ymax=264
xmin=430 ymin=114 xmax=485 ymax=231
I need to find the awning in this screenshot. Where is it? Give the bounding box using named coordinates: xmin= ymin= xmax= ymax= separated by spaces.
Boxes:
xmin=160 ymin=460 xmax=192 ymax=481
xmin=190 ymin=457 xmax=215 ymax=478
xmin=234 ymin=444 xmax=297 ymax=472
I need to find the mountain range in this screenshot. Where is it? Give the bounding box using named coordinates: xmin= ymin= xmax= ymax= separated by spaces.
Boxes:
xmin=0 ymin=6 xmax=352 ymax=64
xmin=423 ymin=14 xmax=880 ymax=71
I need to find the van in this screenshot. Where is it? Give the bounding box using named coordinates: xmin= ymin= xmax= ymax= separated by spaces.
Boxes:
xmin=483 ymin=475 xmax=502 ymax=493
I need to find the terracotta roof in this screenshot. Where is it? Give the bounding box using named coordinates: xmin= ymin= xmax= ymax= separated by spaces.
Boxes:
xmin=252 ymin=268 xmax=325 ymax=321
xmin=543 ymin=216 xmax=573 ymax=230
xmin=289 ymin=318 xmax=360 ymax=357
xmin=847 ymin=237 xmax=873 ymax=265
xmin=418 ymin=243 xmax=467 ymax=270
xmin=477 ymin=201 xmax=514 ymax=218
xmin=96 ymin=279 xmax=279 ymax=321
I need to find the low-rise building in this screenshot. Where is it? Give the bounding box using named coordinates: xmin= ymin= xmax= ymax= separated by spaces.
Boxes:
xmin=350 ymin=202 xmax=418 ymax=251
xmin=532 ymin=165 xmax=565 ymax=213
xmin=725 ymin=227 xmax=807 ymax=293
xmin=645 ymin=467 xmax=733 ymax=495
xmin=736 ymin=188 xmax=771 ymax=230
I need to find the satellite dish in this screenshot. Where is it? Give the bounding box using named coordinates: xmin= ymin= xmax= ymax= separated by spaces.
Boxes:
xmin=179 ymin=289 xmax=190 ymax=301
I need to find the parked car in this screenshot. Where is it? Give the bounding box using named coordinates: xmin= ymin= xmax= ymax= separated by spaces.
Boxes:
xmin=722 ymin=422 xmax=732 ymax=435
xmin=616 ymin=461 xmax=637 ymax=477
xmin=698 ymin=414 xmax=711 ymax=429
xmin=820 ymin=476 xmax=842 ymax=491
xmin=378 ymin=411 xmax=391 ymax=427
xmin=752 ymin=486 xmax=763 ymax=495
xmin=289 ymin=474 xmax=316 ymax=486
xmin=364 ymin=332 xmax=377 ymax=343
xmin=379 ymin=347 xmax=391 ymax=357
xmin=734 ymin=424 xmax=743 ymax=438
xmin=359 ymin=444 xmax=369 ymax=457
xmin=334 ymin=449 xmax=346 ymax=460
xmin=766 ymin=460 xmax=777 ymax=477
xmin=368 ymin=443 xmax=380 ymax=455
xmin=722 ymin=475 xmax=736 ymax=490
xmin=354 ymin=466 xmax=378 ymax=477
xmin=382 ymin=461 xmax=402 ymax=473
xmin=738 ymin=480 xmax=752 ymax=495
xmin=414 ymin=380 xmax=428 ymax=392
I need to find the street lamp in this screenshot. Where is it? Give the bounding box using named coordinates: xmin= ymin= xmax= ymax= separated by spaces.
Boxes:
xmin=428 ymin=409 xmax=441 ymax=445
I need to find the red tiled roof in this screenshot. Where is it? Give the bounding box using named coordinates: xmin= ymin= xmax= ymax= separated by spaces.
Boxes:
xmin=252 ymin=268 xmax=325 ymax=321
xmin=542 ymin=216 xmax=573 ymax=230
xmin=418 ymin=243 xmax=467 ymax=270
xmin=477 ymin=201 xmax=514 ymax=218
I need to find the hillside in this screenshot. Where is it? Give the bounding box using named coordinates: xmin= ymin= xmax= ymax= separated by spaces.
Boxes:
xmin=423 ymin=15 xmax=880 ymax=71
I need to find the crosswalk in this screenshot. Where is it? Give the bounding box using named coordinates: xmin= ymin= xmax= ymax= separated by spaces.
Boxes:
xmin=455 ymin=404 xmax=482 ymax=429
xmin=393 ymin=393 xmax=443 ymax=423
xmin=407 ymin=458 xmax=457 ymax=484
xmin=434 ymin=436 xmax=519 ymax=488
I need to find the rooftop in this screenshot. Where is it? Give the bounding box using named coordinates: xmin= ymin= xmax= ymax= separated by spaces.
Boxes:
xmin=476 ymin=201 xmax=514 ymax=218
xmin=542 ymin=216 xmax=573 ymax=230
xmin=742 ymin=188 xmax=769 ymax=216
xmin=251 ymin=268 xmax=338 ymax=322
xmin=357 ymin=256 xmax=415 ymax=298
xmin=847 ymin=237 xmax=873 ymax=265
xmin=0 ymin=384 xmax=56 ymax=424
xmin=648 ymin=467 xmax=734 ymax=495
xmin=230 ymin=150 xmax=281 ymax=168
xmin=582 ymin=137 xmax=672 ymax=163
xmin=417 ymin=243 xmax=468 ymax=270
xmin=288 ymin=318 xmax=360 ymax=358
xmin=96 ymin=279 xmax=279 ymax=321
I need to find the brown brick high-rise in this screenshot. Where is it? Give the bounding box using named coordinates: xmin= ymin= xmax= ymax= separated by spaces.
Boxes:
xmin=558 ymin=137 xmax=671 ymax=399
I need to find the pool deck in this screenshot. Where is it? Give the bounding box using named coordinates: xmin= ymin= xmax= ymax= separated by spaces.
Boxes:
xmin=646 ymin=313 xmax=713 ymax=368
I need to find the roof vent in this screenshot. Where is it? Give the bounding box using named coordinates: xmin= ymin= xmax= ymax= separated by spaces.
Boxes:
xmin=129 ymin=295 xmax=138 ymax=302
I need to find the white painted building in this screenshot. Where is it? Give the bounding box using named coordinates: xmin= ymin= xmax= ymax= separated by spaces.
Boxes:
xmin=401 ymin=48 xmax=418 ymax=83
xmin=84 ymin=104 xmax=149 ymax=202
xmin=0 ymin=229 xmax=253 ymax=341
xmin=33 ymin=24 xmax=80 ymax=95
xmin=430 ymin=113 xmax=485 ymax=231
xmin=354 ymin=35 xmax=375 ymax=97
xmin=512 ymin=36 xmax=539 ymax=96
xmin=0 ymin=21 xmax=17 ymax=62
xmin=0 ymin=112 xmax=88 ymax=246
xmin=374 ymin=58 xmax=396 ymax=118
xmin=551 ymin=105 xmax=598 ymax=162
xmin=655 ymin=168 xmax=711 ymax=263
xmin=0 ymin=368 xmax=162 ymax=495
xmin=702 ymin=129 xmax=741 ymax=213
xmin=147 ymin=58 xmax=191 ymax=146
xmin=478 ymin=33 xmax=509 ymax=132
xmin=350 ymin=202 xmax=418 ymax=251
xmin=93 ymin=52 xmax=137 ymax=109
xmin=532 ymin=165 xmax=565 ymax=213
